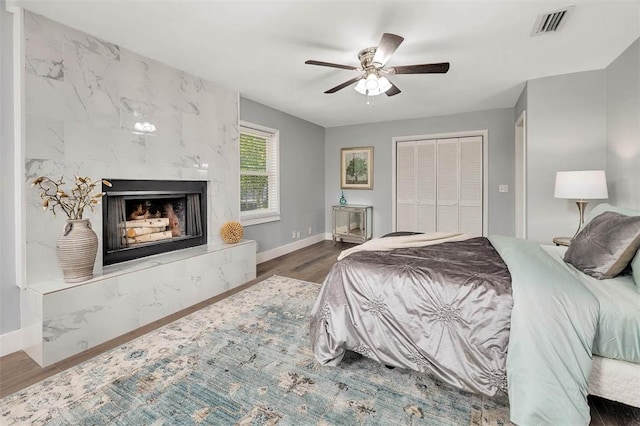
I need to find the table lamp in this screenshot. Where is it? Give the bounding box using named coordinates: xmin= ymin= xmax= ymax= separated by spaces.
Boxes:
xmin=554 ymin=170 xmax=608 ymax=237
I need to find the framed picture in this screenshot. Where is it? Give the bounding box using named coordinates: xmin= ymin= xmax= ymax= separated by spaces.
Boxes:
xmin=341 ymin=146 xmax=374 ymax=190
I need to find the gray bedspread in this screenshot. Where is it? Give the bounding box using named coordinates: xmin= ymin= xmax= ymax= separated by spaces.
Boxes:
xmin=309 ymin=237 xmax=513 ymax=396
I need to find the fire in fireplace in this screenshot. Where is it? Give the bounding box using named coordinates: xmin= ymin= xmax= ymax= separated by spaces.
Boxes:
xmin=102 ymin=180 xmax=207 ymax=265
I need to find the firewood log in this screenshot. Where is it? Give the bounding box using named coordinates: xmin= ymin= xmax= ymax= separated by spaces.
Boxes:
xmin=126 ymin=230 xmax=172 ymax=244
xmin=123 ymin=226 xmax=167 ymax=238
xmin=119 ymin=218 xmax=170 ymax=228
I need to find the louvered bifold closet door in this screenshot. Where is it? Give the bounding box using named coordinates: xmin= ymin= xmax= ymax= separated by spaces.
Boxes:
xmin=459 ymin=136 xmax=483 ymax=235
xmin=436 ymin=139 xmax=459 ymax=232
xmin=396 ymin=142 xmax=416 ymax=231
xmin=416 ymin=141 xmax=436 ymax=232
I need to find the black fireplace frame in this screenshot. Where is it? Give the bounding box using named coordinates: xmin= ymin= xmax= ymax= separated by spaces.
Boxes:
xmin=102 ymin=179 xmax=207 ymax=265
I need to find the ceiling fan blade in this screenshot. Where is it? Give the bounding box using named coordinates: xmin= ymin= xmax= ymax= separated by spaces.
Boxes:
xmin=305 ymin=60 xmax=358 ymax=71
xmin=324 ymin=76 xmax=362 ymax=93
xmin=388 ymin=62 xmax=450 ymax=74
xmin=385 ymin=82 xmax=401 ymax=97
xmin=372 ymin=33 xmax=404 ymax=66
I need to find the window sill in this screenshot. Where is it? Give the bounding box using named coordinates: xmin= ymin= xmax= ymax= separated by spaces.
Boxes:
xmin=241 ymin=215 xmax=281 ymax=227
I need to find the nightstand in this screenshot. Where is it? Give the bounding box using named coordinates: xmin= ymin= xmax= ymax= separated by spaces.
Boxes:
xmin=553 ymin=237 xmax=572 ymax=247
xmin=332 ymin=205 xmax=373 ymax=245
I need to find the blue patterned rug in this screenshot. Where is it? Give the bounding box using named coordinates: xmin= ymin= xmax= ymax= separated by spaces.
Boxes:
xmin=1 ymin=275 xmax=512 ymax=425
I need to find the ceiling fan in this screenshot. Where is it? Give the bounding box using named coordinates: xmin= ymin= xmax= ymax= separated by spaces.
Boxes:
xmin=305 ymin=33 xmax=450 ymax=98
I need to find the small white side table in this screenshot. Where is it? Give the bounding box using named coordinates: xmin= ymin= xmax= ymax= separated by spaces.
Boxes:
xmin=332 ymin=205 xmax=373 ymax=245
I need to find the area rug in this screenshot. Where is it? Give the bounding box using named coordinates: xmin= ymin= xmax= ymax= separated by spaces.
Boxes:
xmin=1 ymin=275 xmax=512 ymax=425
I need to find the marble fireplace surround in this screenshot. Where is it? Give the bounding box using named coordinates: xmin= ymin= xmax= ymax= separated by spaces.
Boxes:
xmin=21 ymin=12 xmax=257 ymax=366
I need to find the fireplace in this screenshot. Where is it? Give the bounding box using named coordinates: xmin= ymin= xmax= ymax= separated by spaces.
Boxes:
xmin=102 ymin=179 xmax=207 ymax=265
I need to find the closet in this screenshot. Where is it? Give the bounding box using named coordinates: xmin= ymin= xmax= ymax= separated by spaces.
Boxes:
xmin=395 ymin=135 xmax=483 ymax=235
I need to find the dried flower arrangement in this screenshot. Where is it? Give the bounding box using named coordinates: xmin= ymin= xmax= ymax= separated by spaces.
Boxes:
xmin=32 ymin=175 xmax=112 ymax=220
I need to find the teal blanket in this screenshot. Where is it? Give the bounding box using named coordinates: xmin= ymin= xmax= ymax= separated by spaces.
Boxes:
xmin=490 ymin=236 xmax=599 ymax=426
xmin=542 ymin=245 xmax=640 ymax=363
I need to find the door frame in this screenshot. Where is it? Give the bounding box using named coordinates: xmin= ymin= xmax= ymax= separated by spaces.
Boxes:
xmin=391 ymin=129 xmax=489 ymax=236
xmin=514 ymin=111 xmax=527 ymax=239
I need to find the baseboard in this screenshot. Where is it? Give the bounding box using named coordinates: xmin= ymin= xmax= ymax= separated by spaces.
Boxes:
xmin=257 ymin=234 xmax=328 ymax=264
xmin=0 ymin=328 xmax=23 ymax=357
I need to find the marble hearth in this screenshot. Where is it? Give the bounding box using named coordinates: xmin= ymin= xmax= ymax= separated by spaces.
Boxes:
xmin=22 ymin=240 xmax=256 ymax=366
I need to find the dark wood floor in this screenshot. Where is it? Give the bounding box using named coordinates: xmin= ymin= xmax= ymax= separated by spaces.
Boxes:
xmin=1 ymin=240 xmax=638 ymax=425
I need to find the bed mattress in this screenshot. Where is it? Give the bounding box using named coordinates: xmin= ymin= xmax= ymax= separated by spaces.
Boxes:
xmin=542 ymin=245 xmax=640 ymax=364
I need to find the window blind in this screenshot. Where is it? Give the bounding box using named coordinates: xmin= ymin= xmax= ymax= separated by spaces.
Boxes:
xmin=240 ymin=123 xmax=279 ymax=224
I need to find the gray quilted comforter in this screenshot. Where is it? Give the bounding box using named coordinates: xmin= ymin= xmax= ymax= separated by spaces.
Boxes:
xmin=309 ymin=237 xmax=513 ymax=396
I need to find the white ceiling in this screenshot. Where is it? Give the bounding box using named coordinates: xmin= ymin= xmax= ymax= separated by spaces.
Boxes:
xmin=13 ymin=0 xmax=640 ymax=127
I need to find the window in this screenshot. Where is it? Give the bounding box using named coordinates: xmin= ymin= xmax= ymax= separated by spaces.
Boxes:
xmin=239 ymin=121 xmax=280 ymax=225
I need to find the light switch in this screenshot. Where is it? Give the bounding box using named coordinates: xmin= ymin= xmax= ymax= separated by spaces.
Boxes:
xmin=499 ymin=185 xmax=509 ymax=193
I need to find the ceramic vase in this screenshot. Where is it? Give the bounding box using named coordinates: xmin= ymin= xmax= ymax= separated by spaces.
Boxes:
xmin=339 ymin=191 xmax=347 ymax=206
xmin=56 ymin=219 xmax=98 ymax=283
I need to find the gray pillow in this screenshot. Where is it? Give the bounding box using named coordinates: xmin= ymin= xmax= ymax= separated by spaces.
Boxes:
xmin=564 ymin=211 xmax=640 ymax=279
xmin=632 ymin=253 xmax=640 ymax=287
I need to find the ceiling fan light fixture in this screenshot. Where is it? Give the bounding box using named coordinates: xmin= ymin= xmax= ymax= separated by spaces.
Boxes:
xmin=354 ymin=75 xmax=392 ymax=97
xmin=354 ymin=79 xmax=368 ymax=95
xmin=306 ymin=32 xmax=450 ymax=97
xmin=377 ymin=76 xmax=392 ymax=93
xmin=365 ymin=73 xmax=379 ymax=90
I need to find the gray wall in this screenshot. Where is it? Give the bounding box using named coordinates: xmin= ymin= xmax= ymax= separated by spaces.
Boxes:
xmin=324 ymin=108 xmax=515 ymax=238
xmin=0 ymin=2 xmax=20 ymax=334
xmin=240 ymin=98 xmax=326 ymax=253
xmin=526 ymin=70 xmax=607 ymax=243
xmin=606 ymin=38 xmax=640 ymax=209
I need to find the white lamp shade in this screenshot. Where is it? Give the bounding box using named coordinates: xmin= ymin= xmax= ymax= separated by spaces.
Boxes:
xmin=354 ymin=79 xmax=368 ymax=95
xmin=354 ymin=76 xmax=392 ymax=96
xmin=377 ymin=76 xmax=392 ymax=93
xmin=365 ymin=73 xmax=378 ymax=90
xmin=554 ymin=170 xmax=608 ymax=200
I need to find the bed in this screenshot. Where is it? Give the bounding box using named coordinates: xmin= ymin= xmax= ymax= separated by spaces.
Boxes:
xmin=309 ymin=204 xmax=640 ymax=425
xmin=542 ymin=245 xmax=640 ymax=408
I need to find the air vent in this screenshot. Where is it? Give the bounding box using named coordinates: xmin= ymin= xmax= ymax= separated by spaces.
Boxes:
xmin=531 ymin=6 xmax=574 ymax=36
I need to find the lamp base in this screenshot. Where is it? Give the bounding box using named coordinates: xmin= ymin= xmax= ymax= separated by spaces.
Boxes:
xmin=573 ymin=200 xmax=588 ymax=238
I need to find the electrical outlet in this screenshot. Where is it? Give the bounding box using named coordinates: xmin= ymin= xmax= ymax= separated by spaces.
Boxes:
xmin=292 ymin=231 xmax=296 ymax=239
xmin=308 ymin=227 xmax=312 ymax=235
xmin=296 ymin=231 xmax=301 ymax=239
xmin=499 ymin=184 xmax=509 ymax=193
